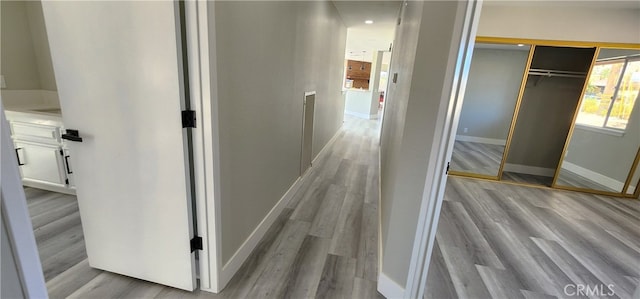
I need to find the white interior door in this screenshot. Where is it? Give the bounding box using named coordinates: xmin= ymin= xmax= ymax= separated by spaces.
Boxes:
xmin=42 ymin=1 xmax=197 ymax=291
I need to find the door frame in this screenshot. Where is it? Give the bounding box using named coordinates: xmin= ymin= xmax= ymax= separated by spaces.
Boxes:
xmin=0 ymin=106 xmax=48 ymax=298
xmin=403 ymin=0 xmax=482 ymax=297
xmin=182 ymin=0 xmax=221 ymax=292
xmin=2 ymin=1 xmax=219 ymax=293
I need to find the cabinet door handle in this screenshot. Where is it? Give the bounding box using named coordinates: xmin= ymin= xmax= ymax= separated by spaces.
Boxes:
xmin=15 ymin=148 xmax=25 ymax=166
xmin=64 ymin=155 xmax=73 ymax=174
xmin=62 ymin=129 xmax=83 ymax=142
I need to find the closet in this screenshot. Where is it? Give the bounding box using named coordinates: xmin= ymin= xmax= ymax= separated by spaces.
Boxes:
xmin=502 ymin=46 xmax=596 ymax=184
xmin=450 ymin=37 xmax=640 ymax=199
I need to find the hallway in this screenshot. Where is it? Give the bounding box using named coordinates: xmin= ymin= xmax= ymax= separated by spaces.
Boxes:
xmin=39 ymin=115 xmax=383 ymax=298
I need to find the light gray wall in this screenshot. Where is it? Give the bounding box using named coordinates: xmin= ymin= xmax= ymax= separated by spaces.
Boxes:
xmin=564 ymin=95 xmax=640 ymax=182
xmin=380 ymin=0 xmax=466 ymax=287
xmin=25 ymin=1 xmax=57 ymax=91
xmin=478 ymin=3 xmax=640 ymax=44
xmin=1 ymin=1 xmax=41 ymax=90
xmin=212 ymin=1 xmax=346 ymax=264
xmin=506 ymin=77 xmax=585 ymax=169
xmin=456 ymin=48 xmax=529 ymax=140
xmin=1 ymin=214 xmax=25 ymax=299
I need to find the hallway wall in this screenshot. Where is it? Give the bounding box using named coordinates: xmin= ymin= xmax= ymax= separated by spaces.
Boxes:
xmin=379 ymin=0 xmax=468 ymax=290
xmin=211 ymin=1 xmax=346 ymax=267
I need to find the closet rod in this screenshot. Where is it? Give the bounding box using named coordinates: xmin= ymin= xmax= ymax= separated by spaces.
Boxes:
xmin=528 ymin=72 xmax=586 ymax=79
xmin=528 ymin=68 xmax=586 ymax=78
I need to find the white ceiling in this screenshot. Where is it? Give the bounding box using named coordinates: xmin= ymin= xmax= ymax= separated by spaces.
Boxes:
xmin=483 ymin=0 xmax=640 ymax=9
xmin=333 ymin=1 xmax=402 ymax=62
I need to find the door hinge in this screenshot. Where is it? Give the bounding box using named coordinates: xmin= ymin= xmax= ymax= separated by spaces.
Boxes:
xmin=190 ymin=236 xmax=202 ymax=252
xmin=59 ymin=149 xmax=64 ymax=156
xmin=65 ymin=178 xmax=69 ymax=185
xmin=182 ymin=110 xmax=196 ymax=128
xmin=446 ymin=162 xmax=450 ymax=175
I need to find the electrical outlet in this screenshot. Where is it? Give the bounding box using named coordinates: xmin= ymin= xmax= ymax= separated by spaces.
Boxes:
xmin=463 ymin=128 xmax=468 ymax=133
xmin=1 ymin=75 xmax=6 ymax=89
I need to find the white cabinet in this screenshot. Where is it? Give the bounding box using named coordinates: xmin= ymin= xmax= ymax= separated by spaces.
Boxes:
xmin=14 ymin=141 xmax=67 ymax=188
xmin=6 ymin=110 xmax=75 ymax=194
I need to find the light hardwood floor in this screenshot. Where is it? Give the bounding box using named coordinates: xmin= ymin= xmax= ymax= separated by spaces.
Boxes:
xmin=501 ymin=171 xmax=554 ymax=187
xmin=25 ymin=115 xmax=639 ymax=299
xmin=28 ymin=115 xmax=383 ymax=299
xmin=556 ymin=168 xmax=619 ymax=193
xmin=427 ymin=176 xmax=640 ymax=299
xmin=450 ymin=140 xmax=504 ymax=176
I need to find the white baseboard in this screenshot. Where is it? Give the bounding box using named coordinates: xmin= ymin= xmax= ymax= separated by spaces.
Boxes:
xmin=562 ymin=161 xmax=624 ymax=191
xmin=217 ymin=128 xmax=341 ymax=290
xmin=22 ymin=181 xmax=76 ymax=195
xmin=312 ymin=127 xmax=341 ymax=165
xmin=219 ymin=175 xmax=305 ymax=287
xmin=378 ymin=272 xmax=405 ymax=299
xmin=503 ymin=163 xmax=555 ymax=177
xmin=345 ymin=110 xmax=377 ymax=120
xmin=455 ymin=135 xmax=506 ymax=146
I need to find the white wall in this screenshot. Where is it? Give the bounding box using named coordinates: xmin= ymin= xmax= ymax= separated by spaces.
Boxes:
xmin=479 ymin=3 xmax=640 ymax=44
xmin=25 ymin=1 xmax=57 ymax=91
xmin=1 ymin=1 xmax=41 ymax=90
xmin=1 ymin=0 xmax=58 ymax=109
xmin=379 ymin=0 xmax=467 ymax=289
xmin=211 ymin=1 xmax=346 ymax=267
xmin=344 ymin=90 xmax=377 ymax=119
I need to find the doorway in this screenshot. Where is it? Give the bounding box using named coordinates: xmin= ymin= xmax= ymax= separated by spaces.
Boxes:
xmin=2 ymin=0 xmax=209 ymax=295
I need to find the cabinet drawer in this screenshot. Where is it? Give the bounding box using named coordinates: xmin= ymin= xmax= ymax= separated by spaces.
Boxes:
xmin=11 ymin=122 xmax=60 ymax=141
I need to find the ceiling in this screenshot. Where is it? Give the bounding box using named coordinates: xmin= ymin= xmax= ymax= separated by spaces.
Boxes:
xmin=483 ymin=0 xmax=640 ymax=9
xmin=333 ymin=1 xmax=402 ymax=62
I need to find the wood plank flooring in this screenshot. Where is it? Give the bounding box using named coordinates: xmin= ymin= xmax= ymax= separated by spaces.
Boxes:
xmin=451 ymin=140 xmax=504 ymax=176
xmin=556 ymin=168 xmax=619 ymax=193
xmin=501 ymin=171 xmax=554 ymax=187
xmin=426 ymin=176 xmax=640 ymax=299
xmin=24 ymin=114 xmax=640 ymax=299
xmin=29 ymin=115 xmax=384 ymax=299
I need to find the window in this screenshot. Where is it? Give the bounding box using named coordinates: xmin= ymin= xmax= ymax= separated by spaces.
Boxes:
xmin=576 ymin=56 xmax=640 ymax=131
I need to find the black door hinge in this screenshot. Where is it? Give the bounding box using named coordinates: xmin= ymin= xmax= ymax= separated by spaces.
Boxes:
xmin=59 ymin=149 xmax=64 ymax=156
xmin=190 ymin=236 xmax=202 ymax=252
xmin=65 ymin=178 xmax=69 ymax=185
xmin=182 ymin=110 xmax=196 ymax=128
xmin=446 ymin=162 xmax=450 ymax=175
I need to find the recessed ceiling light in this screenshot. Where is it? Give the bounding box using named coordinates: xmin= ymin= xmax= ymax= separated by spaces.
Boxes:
xmin=517 ymin=44 xmax=525 ymax=47
xmin=365 ymin=20 xmax=374 ymax=24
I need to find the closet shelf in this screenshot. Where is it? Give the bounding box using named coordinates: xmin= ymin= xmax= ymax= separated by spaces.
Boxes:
xmin=528 ymin=68 xmax=586 ymax=79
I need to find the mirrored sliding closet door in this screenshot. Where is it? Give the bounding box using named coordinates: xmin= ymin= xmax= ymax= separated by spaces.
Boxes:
xmin=555 ymin=48 xmax=640 ymax=195
xmin=450 ymin=42 xmax=532 ymax=178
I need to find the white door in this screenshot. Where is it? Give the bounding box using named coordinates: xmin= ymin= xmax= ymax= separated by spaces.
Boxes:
xmin=42 ymin=1 xmax=197 ymax=291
